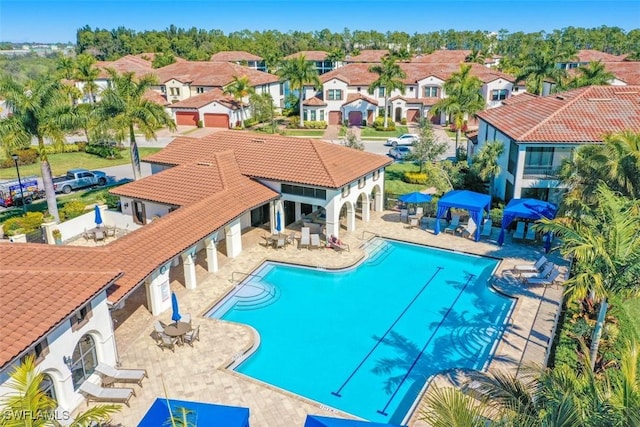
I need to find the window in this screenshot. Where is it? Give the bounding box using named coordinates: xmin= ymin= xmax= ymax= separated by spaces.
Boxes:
xmin=320 ymin=110 xmax=325 ymax=121
xmin=423 ymin=86 xmax=439 ymax=97
xmin=378 ymin=87 xmax=385 ymax=97
xmin=310 ymin=110 xmax=317 ymax=121
xmin=71 ymin=335 xmax=97 ymax=390
xmin=373 ymin=170 xmax=380 ymax=181
xmin=41 ymin=374 xmax=56 ymax=401
xmin=21 ymin=339 xmax=49 ymax=365
xmin=169 ymin=87 xmax=180 ymax=96
xmin=161 ymin=86 xmax=166 ymax=94
xmin=279 ymin=83 xmax=284 ymax=96
xmin=281 ymin=184 xmax=326 ymax=200
xmin=71 ymin=304 xmax=92 ymax=331
xmin=342 ymin=185 xmax=350 ymax=198
xmin=409 ymin=87 xmax=414 ymax=92
xmin=358 ymin=177 xmax=366 ymax=189
xmin=507 ymin=141 xmax=518 ymax=175
xmin=525 ymin=147 xmax=554 ymax=166
xmin=357 ymin=87 xmax=361 ymax=92
xmin=491 ymin=89 xmax=508 ymax=101
xmin=196 ymin=87 xmax=204 ymax=94
xmin=133 ymin=200 xmax=146 ymax=225
xmin=326 ymin=89 xmax=343 ymax=101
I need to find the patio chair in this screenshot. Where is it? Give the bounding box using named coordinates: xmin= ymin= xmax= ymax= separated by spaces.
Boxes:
xmin=523 ymin=269 xmax=561 ymax=286
xmin=310 ymin=233 xmax=321 ymax=249
xmin=79 ymin=381 xmax=135 ymax=407
xmin=105 ymin=226 xmax=116 ymax=239
xmin=275 ymin=236 xmax=286 ymax=249
xmin=480 ymin=219 xmax=493 ymax=238
xmin=95 ymin=363 xmax=147 ymax=387
xmin=443 ymin=215 xmax=461 ymax=234
xmin=525 ymin=225 xmax=537 ymax=241
xmin=415 ymin=207 xmax=424 ymax=218
xmin=94 ymin=229 xmax=105 ymax=242
xmin=460 ymin=217 xmax=477 ymax=239
xmin=183 ymin=325 xmax=200 ymax=347
xmin=519 ymin=262 xmax=555 ymax=280
xmin=158 ymin=333 xmax=179 ymax=352
xmin=407 ymin=217 xmax=419 ymax=229
xmin=400 ymin=209 xmax=408 ymax=223
xmin=299 ymin=227 xmax=310 ymax=249
xmin=513 ymin=255 xmax=549 ymax=274
xmin=181 ymin=313 xmax=191 ymax=325
xmin=513 ymin=221 xmax=526 ymax=239
xmin=285 ymin=232 xmax=296 ymax=246
xmin=82 ymin=228 xmax=91 ymax=241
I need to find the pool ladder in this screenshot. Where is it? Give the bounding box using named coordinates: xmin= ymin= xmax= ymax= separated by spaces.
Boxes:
xmin=364 ymin=240 xmax=394 ymax=266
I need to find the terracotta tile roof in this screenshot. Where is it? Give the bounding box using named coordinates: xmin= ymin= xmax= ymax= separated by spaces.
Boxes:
xmin=0 ymin=248 xmax=122 ymax=369
xmin=345 ymin=50 xmax=389 ymax=63
xmin=210 ymin=51 xmax=263 ymax=61
xmin=284 ymin=51 xmax=328 ymax=61
xmin=500 ymin=92 xmax=538 ymax=105
xmin=167 ymin=88 xmax=244 ymax=109
xmin=144 ymin=130 xmax=392 ymax=188
xmin=344 ymin=93 xmax=378 ymax=106
xmin=321 ymin=62 xmax=515 ymax=86
xmin=156 ymin=61 xmax=278 ymax=87
xmin=95 ymin=55 xmax=156 ymax=80
xmin=143 ymin=89 xmax=169 ymax=106
xmin=575 ymin=49 xmax=626 ymax=62
xmin=603 ymin=61 xmax=640 ymax=85
xmin=411 ymin=50 xmax=471 ymax=63
xmin=303 ymin=96 xmax=327 ymax=106
xmin=477 ymin=85 xmax=640 ymax=142
xmin=134 ymin=52 xmax=186 ymax=63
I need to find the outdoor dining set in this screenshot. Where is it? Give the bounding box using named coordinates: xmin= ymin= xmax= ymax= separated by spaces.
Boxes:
xmin=153 ymin=317 xmax=200 ymax=352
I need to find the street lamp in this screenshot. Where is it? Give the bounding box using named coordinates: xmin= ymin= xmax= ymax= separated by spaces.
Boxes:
xmin=11 ymin=154 xmax=27 ymax=215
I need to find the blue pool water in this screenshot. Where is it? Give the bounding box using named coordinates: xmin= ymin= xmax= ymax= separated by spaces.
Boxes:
xmin=209 ymin=238 xmax=514 ymax=424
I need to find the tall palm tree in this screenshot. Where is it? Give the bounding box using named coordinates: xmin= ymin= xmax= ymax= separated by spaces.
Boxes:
xmin=75 ymin=54 xmax=100 ymax=104
xmin=0 ymin=355 xmax=120 ymax=427
xmin=515 ymin=44 xmax=573 ymax=95
xmin=94 ymin=69 xmax=176 ymax=180
xmin=471 ymin=140 xmax=504 ymax=195
xmin=431 ymin=64 xmax=485 ymax=158
xmin=536 ymin=185 xmax=640 ymax=369
xmin=465 ymin=48 xmax=488 ymax=64
xmin=567 ymin=61 xmax=614 ymax=89
xmin=368 ymin=55 xmax=406 ymax=128
xmin=276 ymin=55 xmax=321 ymax=128
xmin=0 ymin=76 xmax=79 ymax=221
xmin=223 ymin=75 xmax=254 ymax=129
xmin=419 ymin=385 xmax=490 ymax=427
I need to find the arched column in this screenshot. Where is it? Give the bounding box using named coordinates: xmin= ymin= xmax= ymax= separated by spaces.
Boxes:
xmin=359 ymin=192 xmax=370 ymax=222
xmin=343 ymin=201 xmax=355 ymax=232
xmin=372 ymin=183 xmax=383 ymax=211
xmin=181 ymin=249 xmax=197 ymax=290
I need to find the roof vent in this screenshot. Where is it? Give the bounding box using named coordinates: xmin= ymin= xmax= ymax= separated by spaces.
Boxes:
xmin=251 ymin=138 xmax=266 ymax=143
xmin=614 ymin=90 xmax=638 ymax=95
xmin=555 ymin=95 xmax=566 ymax=100
xmin=197 ymin=162 xmax=212 ymax=166
xmin=587 ymin=98 xmax=612 ymax=102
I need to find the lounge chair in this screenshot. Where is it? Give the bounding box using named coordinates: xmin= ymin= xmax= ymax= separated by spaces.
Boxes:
xmin=525 ymin=225 xmax=536 ymax=241
xmin=299 ymin=227 xmax=310 ymax=249
xmin=415 ymin=207 xmax=424 ymax=218
xmin=407 ymin=217 xmax=419 ymax=229
xmin=329 ymin=238 xmax=350 ymax=251
xmin=513 ymin=221 xmax=526 ymax=239
xmin=513 ymin=255 xmax=549 ymax=274
xmin=444 ymin=215 xmax=461 ymax=234
xmin=400 ymin=209 xmax=408 ymax=223
xmin=310 ymin=233 xmax=321 ymax=249
xmin=79 ymin=381 xmax=135 ymax=407
xmin=519 ymin=262 xmax=555 ymax=280
xmin=158 ymin=333 xmax=178 ymax=352
xmin=95 ymin=363 xmax=147 ymax=387
xmin=523 ymin=269 xmax=561 ymax=286
xmin=184 ymin=325 xmax=200 ymax=347
xmin=480 ymin=219 xmax=493 ymax=238
xmin=460 ymin=217 xmax=477 ymax=238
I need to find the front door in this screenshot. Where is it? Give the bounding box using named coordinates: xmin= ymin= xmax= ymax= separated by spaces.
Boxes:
xmin=348 ymin=111 xmax=362 ymax=126
xmin=395 ymin=107 xmax=402 ymax=122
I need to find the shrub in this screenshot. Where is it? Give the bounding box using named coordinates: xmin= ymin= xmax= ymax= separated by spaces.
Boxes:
xmin=0 ymin=148 xmax=39 ymax=168
xmin=197 ymin=120 xmax=203 ymax=128
xmin=403 ymin=172 xmax=429 ymax=184
xmin=2 ymin=211 xmax=44 ymax=235
xmin=59 ymin=200 xmax=87 ymax=221
xmin=400 ymin=117 xmax=408 ymax=125
xmin=489 ymin=206 xmax=504 ymax=225
xmin=372 ymin=117 xmax=396 ymax=131
xmin=85 ymin=143 xmax=122 ymax=159
xmin=104 ymin=192 xmax=121 ymax=209
xmin=243 ymin=118 xmax=259 ymax=128
xmin=303 ymin=121 xmax=328 ymax=129
xmin=76 ymin=141 xmax=87 ymax=152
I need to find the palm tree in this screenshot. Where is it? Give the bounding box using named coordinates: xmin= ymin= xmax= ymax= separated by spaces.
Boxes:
xmin=465 ymin=48 xmax=487 ymax=64
xmin=0 ymin=76 xmax=80 ymax=221
xmin=75 ymin=54 xmax=100 ymax=104
xmin=471 ymin=140 xmax=504 ymax=195
xmin=0 ymin=355 xmax=120 ymax=427
xmin=431 ymin=64 xmax=485 ymax=158
xmin=368 ymin=55 xmax=406 ymax=128
xmin=536 ymin=185 xmax=640 ymax=370
xmin=276 ymin=55 xmax=321 ymax=128
xmin=94 ymin=69 xmax=176 ymax=180
xmin=515 ymin=44 xmax=573 ymax=95
xmin=223 ymin=75 xmax=254 ymax=129
xmin=567 ymin=61 xmax=615 ymax=89
xmin=419 ymin=385 xmax=491 ymax=427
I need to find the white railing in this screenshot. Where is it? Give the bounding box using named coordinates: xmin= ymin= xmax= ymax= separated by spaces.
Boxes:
xmin=56 ymin=207 xmax=141 ymax=242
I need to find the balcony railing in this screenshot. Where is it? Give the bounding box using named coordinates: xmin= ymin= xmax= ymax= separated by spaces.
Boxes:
xmin=522 ymin=166 xmax=559 ymax=179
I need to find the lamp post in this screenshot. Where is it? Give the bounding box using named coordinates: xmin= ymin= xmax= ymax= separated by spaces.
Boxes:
xmin=11 ymin=154 xmax=27 ymax=215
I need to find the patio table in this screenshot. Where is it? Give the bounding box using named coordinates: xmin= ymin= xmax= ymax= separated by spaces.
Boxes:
xmin=164 ymin=321 xmax=192 ymax=344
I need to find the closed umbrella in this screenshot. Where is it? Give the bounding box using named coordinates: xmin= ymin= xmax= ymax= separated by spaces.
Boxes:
xmin=94 ymin=205 xmax=103 ymax=227
xmin=275 ymin=210 xmax=282 ymax=234
xmin=171 ymin=292 xmax=181 ymax=323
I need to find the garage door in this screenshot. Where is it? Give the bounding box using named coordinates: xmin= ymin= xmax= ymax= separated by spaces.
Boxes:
xmin=407 ymin=109 xmax=419 ymax=123
xmin=175 ymin=111 xmax=199 ymax=126
xmin=348 ymin=111 xmax=362 ymax=126
xmin=203 ymin=113 xmax=229 ymax=128
xmin=328 ymin=111 xmax=342 ymax=125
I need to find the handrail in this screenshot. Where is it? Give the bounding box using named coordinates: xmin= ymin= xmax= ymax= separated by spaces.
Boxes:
xmin=360 ymin=230 xmax=379 ymax=240
xmin=230 ymin=271 xmax=263 ymax=283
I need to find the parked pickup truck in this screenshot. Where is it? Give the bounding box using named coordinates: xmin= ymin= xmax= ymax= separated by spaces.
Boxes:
xmin=53 ymin=168 xmax=108 ymax=194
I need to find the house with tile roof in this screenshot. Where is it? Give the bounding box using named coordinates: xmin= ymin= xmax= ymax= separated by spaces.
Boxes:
xmin=543 ymin=59 xmax=640 ymax=95
xmin=345 ymin=50 xmax=390 ymax=63
xmin=283 ymin=50 xmax=340 ymax=74
xmin=557 ymin=49 xmax=627 ymax=69
xmin=310 ymin=62 xmax=523 ymax=126
xmin=474 ymin=85 xmax=640 ymax=204
xmin=154 ymin=61 xmax=283 ymax=127
xmin=210 ymin=50 xmax=267 ymax=71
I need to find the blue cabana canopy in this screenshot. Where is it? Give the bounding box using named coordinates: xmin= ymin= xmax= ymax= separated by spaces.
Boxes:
xmin=138 ymin=398 xmax=250 ymax=427
xmin=304 ymin=415 xmax=405 ymax=427
xmin=497 ymin=198 xmax=558 ymax=247
xmin=434 ymin=190 xmax=491 ymax=241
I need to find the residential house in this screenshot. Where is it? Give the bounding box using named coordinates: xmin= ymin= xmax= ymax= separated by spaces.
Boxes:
xmin=474 ymin=85 xmax=640 ymax=204
xmin=542 ymin=59 xmax=640 ymax=95
xmin=283 ymin=51 xmax=340 ymax=74
xmin=210 ymin=51 xmax=267 ymax=71
xmin=557 ymin=49 xmax=627 ymax=69
xmin=344 ymin=50 xmax=390 ymax=63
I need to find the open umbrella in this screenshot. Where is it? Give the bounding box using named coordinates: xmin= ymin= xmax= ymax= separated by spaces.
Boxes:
xmin=398 ymin=192 xmax=433 ymax=204
xmin=171 ymin=292 xmax=181 ymax=323
xmin=275 ymin=210 xmax=282 ymax=234
xmin=94 ymin=205 xmax=103 ymax=227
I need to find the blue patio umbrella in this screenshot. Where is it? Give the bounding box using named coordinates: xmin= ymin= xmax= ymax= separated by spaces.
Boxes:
xmin=94 ymin=205 xmax=103 ymax=226
xmin=275 ymin=210 xmax=282 ymax=233
xmin=171 ymin=292 xmax=181 ymax=323
xmin=398 ymin=192 xmax=433 ymax=204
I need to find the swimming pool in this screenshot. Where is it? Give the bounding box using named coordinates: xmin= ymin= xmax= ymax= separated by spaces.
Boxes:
xmin=209 ymin=238 xmax=514 ymax=424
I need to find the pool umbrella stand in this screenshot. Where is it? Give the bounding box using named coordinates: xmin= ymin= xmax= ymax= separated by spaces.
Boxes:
xmin=94 ymin=205 xmax=103 ymax=227
xmin=275 ymin=210 xmax=282 ymax=234
xmin=171 ymin=292 xmax=181 ymax=323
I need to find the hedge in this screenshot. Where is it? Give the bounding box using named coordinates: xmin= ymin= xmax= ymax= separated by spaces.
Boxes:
xmin=303 ymin=121 xmax=327 ymax=129
xmin=403 ymin=172 xmax=428 ymax=185
xmin=0 ymin=148 xmax=39 ymax=168
xmin=2 ymin=211 xmax=45 ymax=236
xmin=60 ymin=200 xmax=87 ymax=221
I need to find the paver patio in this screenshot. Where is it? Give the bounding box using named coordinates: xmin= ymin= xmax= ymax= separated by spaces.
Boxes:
xmin=95 ymin=211 xmax=567 ymax=426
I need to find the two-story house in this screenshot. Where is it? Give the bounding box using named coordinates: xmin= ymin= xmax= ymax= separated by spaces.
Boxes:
xmin=474 ymin=85 xmax=640 ymax=204
xmin=556 ymin=49 xmax=627 ymax=69
xmin=210 ymin=50 xmax=267 ymax=71
xmin=283 ymin=51 xmax=340 ymax=74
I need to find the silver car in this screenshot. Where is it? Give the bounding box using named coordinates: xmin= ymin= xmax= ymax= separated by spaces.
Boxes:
xmin=389 ymin=146 xmax=412 ymax=160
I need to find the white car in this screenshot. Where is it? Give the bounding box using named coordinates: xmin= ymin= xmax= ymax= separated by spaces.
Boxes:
xmin=385 ymin=133 xmax=419 ymax=146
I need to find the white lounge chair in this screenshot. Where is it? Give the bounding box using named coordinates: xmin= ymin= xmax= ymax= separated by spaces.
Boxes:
xmin=460 ymin=217 xmax=477 ymax=238
xmin=79 ymin=381 xmax=135 ymax=407
xmin=310 ymin=233 xmax=321 ymax=249
xmin=400 ymin=209 xmax=408 ymax=223
xmin=407 ymin=217 xmax=419 ymax=229
xmin=415 ymin=207 xmax=424 ymax=218
xmin=444 ymin=215 xmax=461 ymax=234
xmin=519 ymin=262 xmax=555 ymax=280
xmin=523 ymin=269 xmax=561 ymax=286
xmin=480 ymin=219 xmax=493 ymax=238
xmin=513 ymin=221 xmax=526 ymax=239
xmin=299 ymin=227 xmax=310 ymax=249
xmin=95 ymin=363 xmax=147 ymax=387
xmin=513 ymin=255 xmax=549 ymax=274
xmin=525 ymin=225 xmax=536 ymax=241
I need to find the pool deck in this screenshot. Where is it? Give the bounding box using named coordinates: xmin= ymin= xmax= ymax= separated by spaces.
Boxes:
xmin=99 ymin=211 xmax=567 ymax=426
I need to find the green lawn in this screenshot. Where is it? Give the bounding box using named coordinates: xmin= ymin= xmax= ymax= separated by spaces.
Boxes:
xmin=282 ymin=129 xmax=325 ymax=137
xmin=360 ymin=126 xmax=409 ymax=138
xmin=384 ymin=162 xmax=425 ymax=195
xmin=0 ymin=148 xmax=162 ymax=179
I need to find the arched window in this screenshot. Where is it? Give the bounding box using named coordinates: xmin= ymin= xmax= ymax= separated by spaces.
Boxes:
xmin=71 ymin=334 xmax=97 ymax=390
xmin=41 ymin=374 xmax=56 ymax=401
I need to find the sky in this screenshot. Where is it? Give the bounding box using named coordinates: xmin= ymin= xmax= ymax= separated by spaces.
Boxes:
xmin=0 ymin=0 xmax=639 ymax=44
